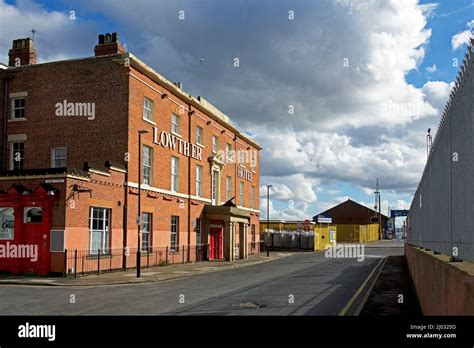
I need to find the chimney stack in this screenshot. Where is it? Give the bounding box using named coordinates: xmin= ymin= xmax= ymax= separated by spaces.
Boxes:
xmin=8 ymin=38 xmax=36 ymax=66
xmin=94 ymin=32 xmax=126 ymax=56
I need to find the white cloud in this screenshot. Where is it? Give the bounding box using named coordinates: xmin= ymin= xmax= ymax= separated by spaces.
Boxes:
xmin=451 ymin=20 xmax=473 ymax=51
xmin=425 ymin=64 xmax=437 ymax=73
xmin=260 ymin=174 xmax=318 ymax=204
xmin=0 ymin=0 xmax=98 ymax=64
xmin=0 ymin=0 xmax=455 ymax=221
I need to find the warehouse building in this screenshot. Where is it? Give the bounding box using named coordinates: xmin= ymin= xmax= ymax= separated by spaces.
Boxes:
xmin=0 ymin=33 xmax=261 ymax=275
xmin=313 ymin=199 xmax=386 ymax=243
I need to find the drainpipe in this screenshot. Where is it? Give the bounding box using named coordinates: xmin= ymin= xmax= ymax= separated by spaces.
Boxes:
xmin=187 ymin=104 xmax=192 ymax=261
xmin=2 ymin=76 xmax=10 ymax=171
xmin=122 ymin=162 xmax=128 ymax=270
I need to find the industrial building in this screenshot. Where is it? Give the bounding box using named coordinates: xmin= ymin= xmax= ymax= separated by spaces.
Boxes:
xmin=0 ymin=33 xmax=261 ymax=275
xmin=313 ymin=199 xmax=386 ymax=243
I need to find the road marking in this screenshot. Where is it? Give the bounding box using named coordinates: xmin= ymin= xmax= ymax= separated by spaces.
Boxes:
xmin=338 ymin=256 xmax=386 ymax=316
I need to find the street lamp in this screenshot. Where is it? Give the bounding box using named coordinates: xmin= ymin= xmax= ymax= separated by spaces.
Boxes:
xmin=137 ymin=129 xmax=149 ymax=278
xmin=374 ymin=178 xmax=382 ymax=240
xmin=266 ymin=185 xmax=272 ymax=257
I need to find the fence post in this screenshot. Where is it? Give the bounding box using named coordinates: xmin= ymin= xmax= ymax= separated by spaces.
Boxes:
xmin=74 ymin=249 xmax=77 ymax=278
xmin=97 ymin=249 xmax=101 ymax=275
xmin=166 ymin=246 xmax=169 ymax=265
xmin=182 ymin=245 xmax=185 ymax=264
xmin=63 ymin=249 xmax=67 ymax=277
xmin=147 ymin=250 xmax=149 ymax=269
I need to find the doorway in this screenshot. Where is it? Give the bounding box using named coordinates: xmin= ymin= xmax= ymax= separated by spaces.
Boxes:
xmin=209 ymin=225 xmax=223 ymax=260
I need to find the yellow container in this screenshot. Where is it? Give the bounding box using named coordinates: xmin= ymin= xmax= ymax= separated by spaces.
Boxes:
xmin=314 ymin=224 xmax=337 ymax=250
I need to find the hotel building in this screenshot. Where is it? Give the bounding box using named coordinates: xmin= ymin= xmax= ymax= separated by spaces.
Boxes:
xmin=0 ymin=33 xmax=261 ymax=275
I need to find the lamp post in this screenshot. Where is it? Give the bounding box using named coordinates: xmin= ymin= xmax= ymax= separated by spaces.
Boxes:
xmin=137 ymin=129 xmax=149 ymax=278
xmin=266 ymin=185 xmax=272 ymax=257
xmin=374 ymin=178 xmax=382 ymax=240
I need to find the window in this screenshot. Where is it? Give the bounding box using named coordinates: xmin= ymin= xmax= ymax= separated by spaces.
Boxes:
xmin=239 ymin=151 xmax=245 ymax=165
xmin=12 ymin=98 xmax=25 ymax=119
xmin=251 ymin=224 xmax=256 ymax=242
xmin=196 ymin=218 xmax=202 ymax=245
xmin=142 ymin=212 xmax=152 ymax=252
xmin=171 ymin=215 xmax=179 ymax=251
xmin=0 ymin=207 xmax=14 ymax=240
xmin=171 ymin=156 xmax=179 ymax=192
xmin=239 ymin=182 xmax=245 ymax=206
xmin=251 ymin=186 xmax=256 ymax=209
xmin=51 ymin=147 xmax=67 ymax=168
xmin=226 ymin=143 xmax=232 ymax=162
xmin=143 ymin=146 xmax=153 ymax=185
xmin=196 ymin=165 xmax=203 ymax=197
xmin=172 ymin=113 xmax=180 ymax=134
xmin=89 ymin=207 xmax=110 ymax=254
xmin=212 ymin=136 xmax=219 ymax=153
xmin=226 ymin=176 xmax=232 ymax=202
xmin=24 ymin=207 xmax=42 ymax=223
xmin=143 ymin=97 xmax=154 ymax=122
xmin=211 ymin=170 xmax=218 ymax=205
xmin=10 ymin=141 xmax=24 ymax=170
xmin=196 ymin=126 xmax=203 ymax=145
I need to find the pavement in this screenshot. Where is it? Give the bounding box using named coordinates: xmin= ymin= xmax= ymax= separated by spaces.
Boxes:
xmin=0 ymin=240 xmax=405 ymax=315
xmin=0 ymin=252 xmax=289 ymax=287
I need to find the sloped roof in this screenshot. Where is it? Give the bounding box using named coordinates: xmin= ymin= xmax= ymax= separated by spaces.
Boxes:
xmin=313 ymin=198 xmax=388 ymax=224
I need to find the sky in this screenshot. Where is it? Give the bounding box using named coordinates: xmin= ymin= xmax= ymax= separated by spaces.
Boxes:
xmin=0 ymin=0 xmax=472 ymax=225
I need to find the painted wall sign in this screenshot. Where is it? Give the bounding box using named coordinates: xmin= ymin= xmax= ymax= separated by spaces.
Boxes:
xmin=153 ymin=127 xmax=202 ymax=161
xmin=45 ymin=179 xmax=65 ymax=184
xmin=317 ymin=216 xmax=332 ymax=224
xmin=237 ymin=166 xmax=253 ymax=182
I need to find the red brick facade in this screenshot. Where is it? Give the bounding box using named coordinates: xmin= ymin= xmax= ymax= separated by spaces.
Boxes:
xmin=0 ymin=33 xmax=261 ymax=275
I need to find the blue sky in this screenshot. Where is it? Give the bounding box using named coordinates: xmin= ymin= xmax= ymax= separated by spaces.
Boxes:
xmin=1 ymin=0 xmax=472 ymax=224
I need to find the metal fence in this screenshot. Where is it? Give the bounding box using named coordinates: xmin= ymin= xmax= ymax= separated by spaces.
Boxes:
xmin=265 ymin=231 xmax=314 ymax=251
xmin=408 ymin=40 xmax=474 ymax=263
xmin=64 ymin=245 xmax=208 ymax=277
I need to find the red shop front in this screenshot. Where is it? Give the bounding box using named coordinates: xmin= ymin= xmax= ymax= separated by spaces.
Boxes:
xmin=0 ymin=185 xmax=56 ymax=275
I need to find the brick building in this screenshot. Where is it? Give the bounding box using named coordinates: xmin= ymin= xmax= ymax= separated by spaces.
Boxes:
xmin=0 ymin=33 xmax=261 ymax=275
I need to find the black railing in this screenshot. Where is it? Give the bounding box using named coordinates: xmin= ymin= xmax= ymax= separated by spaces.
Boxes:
xmin=64 ymin=244 xmax=208 ymax=277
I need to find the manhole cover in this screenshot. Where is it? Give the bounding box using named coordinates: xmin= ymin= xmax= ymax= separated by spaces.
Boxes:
xmin=232 ymin=302 xmax=266 ymax=309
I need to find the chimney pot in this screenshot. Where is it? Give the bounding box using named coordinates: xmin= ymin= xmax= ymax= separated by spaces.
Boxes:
xmin=8 ymin=38 xmax=36 ymax=66
xmin=94 ymin=32 xmax=125 ymax=57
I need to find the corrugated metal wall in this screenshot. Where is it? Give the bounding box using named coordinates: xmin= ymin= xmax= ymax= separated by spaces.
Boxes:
xmin=408 ymin=39 xmax=474 ymax=263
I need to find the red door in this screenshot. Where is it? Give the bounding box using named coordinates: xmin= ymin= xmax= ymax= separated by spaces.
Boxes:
xmin=209 ymin=226 xmax=223 ymax=260
xmin=22 ymin=222 xmax=50 ymax=275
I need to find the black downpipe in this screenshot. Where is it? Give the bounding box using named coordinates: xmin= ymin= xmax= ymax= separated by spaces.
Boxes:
xmin=2 ymin=77 xmax=10 ymax=171
xmin=122 ymin=162 xmax=128 ymax=270
xmin=187 ymin=104 xmax=192 ymax=261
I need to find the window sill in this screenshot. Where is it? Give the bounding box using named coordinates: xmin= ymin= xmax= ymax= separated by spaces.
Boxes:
xmin=142 ymin=117 xmax=156 ymax=126
xmin=86 ymin=254 xmax=112 ymax=260
xmin=171 ymin=131 xmax=182 ymax=138
xmin=196 ymin=142 xmax=205 ymax=148
xmin=8 ymin=118 xmax=26 ymax=122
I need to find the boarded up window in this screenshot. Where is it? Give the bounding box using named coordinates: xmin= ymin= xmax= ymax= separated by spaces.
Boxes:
xmin=50 ymin=230 xmax=65 ymax=252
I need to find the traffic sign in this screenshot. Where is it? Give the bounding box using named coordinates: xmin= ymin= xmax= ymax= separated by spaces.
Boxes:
xmin=370 ymin=216 xmax=379 ymax=223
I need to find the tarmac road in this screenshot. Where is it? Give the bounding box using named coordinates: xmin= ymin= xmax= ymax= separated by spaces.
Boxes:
xmin=0 ymin=241 xmax=404 ymax=315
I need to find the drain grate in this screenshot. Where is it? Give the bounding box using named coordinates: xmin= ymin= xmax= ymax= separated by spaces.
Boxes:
xmin=232 ymin=302 xmax=266 ymax=309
